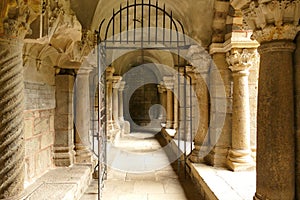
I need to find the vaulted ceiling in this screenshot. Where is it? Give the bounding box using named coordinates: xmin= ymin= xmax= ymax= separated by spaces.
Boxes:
xmin=70 ymin=0 xmax=216 ymax=47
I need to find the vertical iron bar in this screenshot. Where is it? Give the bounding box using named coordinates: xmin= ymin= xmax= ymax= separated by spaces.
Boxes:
xmin=184 ymin=65 xmax=187 ymax=178
xmin=163 ymin=4 xmax=165 ymax=44
xmin=155 ymin=0 xmax=158 ymax=43
xmin=170 ymin=11 xmax=172 ymax=45
xmin=141 ymin=0 xmax=144 ymax=49
xmin=134 ymin=0 xmax=136 ymax=44
xmin=112 ymin=9 xmax=115 ymax=43
xmin=148 ymin=0 xmax=151 ymax=44
xmin=177 ymin=66 xmax=181 ymax=177
xmin=120 ymin=4 xmax=122 ymax=43
xmin=127 ymin=1 xmax=129 ymax=43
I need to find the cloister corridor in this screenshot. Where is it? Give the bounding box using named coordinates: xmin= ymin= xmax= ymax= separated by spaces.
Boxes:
xmin=1 ymin=0 xmax=300 ymax=200
xmin=81 ymin=132 xmax=203 ymax=200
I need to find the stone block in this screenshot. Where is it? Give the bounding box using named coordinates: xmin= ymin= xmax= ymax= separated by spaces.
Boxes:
xmin=24 ymin=118 xmax=34 ymax=139
xmin=36 ymin=148 xmax=53 ymax=175
xmin=49 ymin=114 xmax=55 ymax=132
xmin=54 ymin=130 xmax=73 ymax=146
xmin=25 ymin=137 xmax=41 ymax=156
xmin=54 ymin=114 xmax=73 ymax=130
xmin=25 ymin=155 xmax=36 ymax=182
xmin=55 ymin=91 xmax=73 ymax=114
xmin=55 ymin=75 xmax=75 ymax=93
xmin=24 ymin=110 xmax=35 ymax=119
xmin=41 ymin=133 xmax=54 ymax=149
xmin=34 ymin=117 xmax=49 ymax=135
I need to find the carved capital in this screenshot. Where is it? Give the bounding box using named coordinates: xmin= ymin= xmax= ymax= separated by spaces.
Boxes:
xmin=226 ymin=48 xmax=259 ymax=72
xmin=243 ymin=0 xmax=300 ymax=43
xmin=163 ymin=76 xmax=174 ymax=90
xmin=0 ymin=0 xmax=41 ymax=39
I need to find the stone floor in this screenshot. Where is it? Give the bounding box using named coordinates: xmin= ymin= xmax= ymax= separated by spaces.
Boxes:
xmin=81 ymin=132 xmax=202 ymax=200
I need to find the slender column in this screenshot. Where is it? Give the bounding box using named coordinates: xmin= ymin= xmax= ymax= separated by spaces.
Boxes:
xmin=118 ymin=81 xmax=126 ymax=122
xmin=157 ymin=84 xmax=167 ymax=122
xmin=186 ymin=45 xmax=211 ymax=163
xmin=239 ymin=1 xmax=299 ymax=198
xmin=75 ymin=67 xmax=93 ymax=164
xmin=106 ymin=67 xmax=114 ymax=133
xmin=163 ymin=77 xmax=174 ymax=129
xmin=173 ymin=75 xmax=179 ymax=130
xmin=0 ymin=2 xmax=37 ymax=199
xmin=112 ymin=76 xmax=122 ymax=128
xmin=226 ymin=48 xmax=257 ymax=171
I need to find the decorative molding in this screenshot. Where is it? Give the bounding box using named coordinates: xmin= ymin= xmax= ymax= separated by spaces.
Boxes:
xmin=163 ymin=76 xmax=174 ymax=90
xmin=243 ymin=0 xmax=300 ymax=43
xmin=226 ymin=48 xmax=259 ymax=72
xmin=210 ymin=31 xmax=259 ymax=54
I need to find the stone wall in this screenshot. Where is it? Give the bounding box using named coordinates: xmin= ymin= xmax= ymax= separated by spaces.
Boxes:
xmin=24 ymin=109 xmax=55 ymax=185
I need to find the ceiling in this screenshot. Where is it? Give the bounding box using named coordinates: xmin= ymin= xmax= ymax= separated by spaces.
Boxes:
xmin=70 ymin=0 xmax=216 ymax=47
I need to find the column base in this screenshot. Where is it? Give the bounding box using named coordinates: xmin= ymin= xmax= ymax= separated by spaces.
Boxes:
xmin=75 ymin=144 xmax=93 ymax=164
xmin=53 ymin=146 xmax=75 ymax=167
xmin=204 ymin=146 xmax=229 ymax=167
xmin=189 ymin=145 xmax=210 ymax=163
xmin=254 ymin=193 xmax=265 ymax=200
xmin=226 ymin=149 xmax=255 ymax=171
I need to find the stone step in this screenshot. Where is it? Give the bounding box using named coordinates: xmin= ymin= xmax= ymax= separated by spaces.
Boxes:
xmin=23 ymin=164 xmax=93 ymax=200
xmin=79 ymin=180 xmax=98 ymax=200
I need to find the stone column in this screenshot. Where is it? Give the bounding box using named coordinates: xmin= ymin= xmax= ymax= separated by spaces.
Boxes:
xmin=112 ymin=76 xmax=122 ymax=127
xmin=106 ymin=67 xmax=114 ymax=133
xmin=118 ymin=81 xmax=126 ymax=122
xmin=295 ymin=33 xmax=300 ymax=200
xmin=157 ymin=84 xmax=167 ymax=122
xmin=226 ymin=48 xmax=257 ymax=171
xmin=75 ymin=67 xmax=93 ymax=164
xmin=163 ymin=77 xmax=174 ymax=129
xmin=54 ymin=74 xmax=75 ymax=166
xmin=173 ymin=74 xmax=179 ymax=130
xmin=186 ymin=45 xmax=211 ymax=163
xmin=0 ymin=2 xmax=37 ymax=199
xmin=239 ymin=1 xmax=299 ymax=198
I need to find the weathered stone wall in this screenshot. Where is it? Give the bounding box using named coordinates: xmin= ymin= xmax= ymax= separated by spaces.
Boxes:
xmin=23 ymin=57 xmax=56 ymax=185
xmin=24 ymin=109 xmax=55 ymax=184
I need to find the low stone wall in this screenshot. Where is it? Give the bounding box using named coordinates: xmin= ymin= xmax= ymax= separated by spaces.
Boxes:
xmin=24 ymin=109 xmax=55 ymax=185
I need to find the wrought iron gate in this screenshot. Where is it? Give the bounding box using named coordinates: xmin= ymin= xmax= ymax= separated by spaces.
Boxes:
xmin=95 ymin=0 xmax=194 ymax=199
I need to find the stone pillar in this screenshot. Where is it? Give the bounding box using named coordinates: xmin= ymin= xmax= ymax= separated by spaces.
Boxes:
xmin=118 ymin=81 xmax=130 ymax=135
xmin=54 ymin=74 xmax=75 ymax=166
xmin=106 ymin=67 xmax=114 ymax=134
xmin=226 ymin=48 xmax=257 ymax=171
xmin=0 ymin=2 xmax=38 ymax=199
xmin=173 ymin=75 xmax=179 ymax=130
xmin=186 ymin=45 xmax=211 ymax=163
xmin=163 ymin=77 xmax=174 ymax=129
xmin=239 ymin=1 xmax=299 ymax=198
xmin=158 ymin=84 xmax=167 ymax=122
xmin=75 ymin=67 xmax=93 ymax=164
xmin=295 ymin=33 xmax=300 ymax=200
xmin=204 ymin=49 xmax=232 ymax=167
xmin=118 ymin=81 xmax=125 ymax=122
xmin=112 ymin=76 xmax=122 ymax=127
